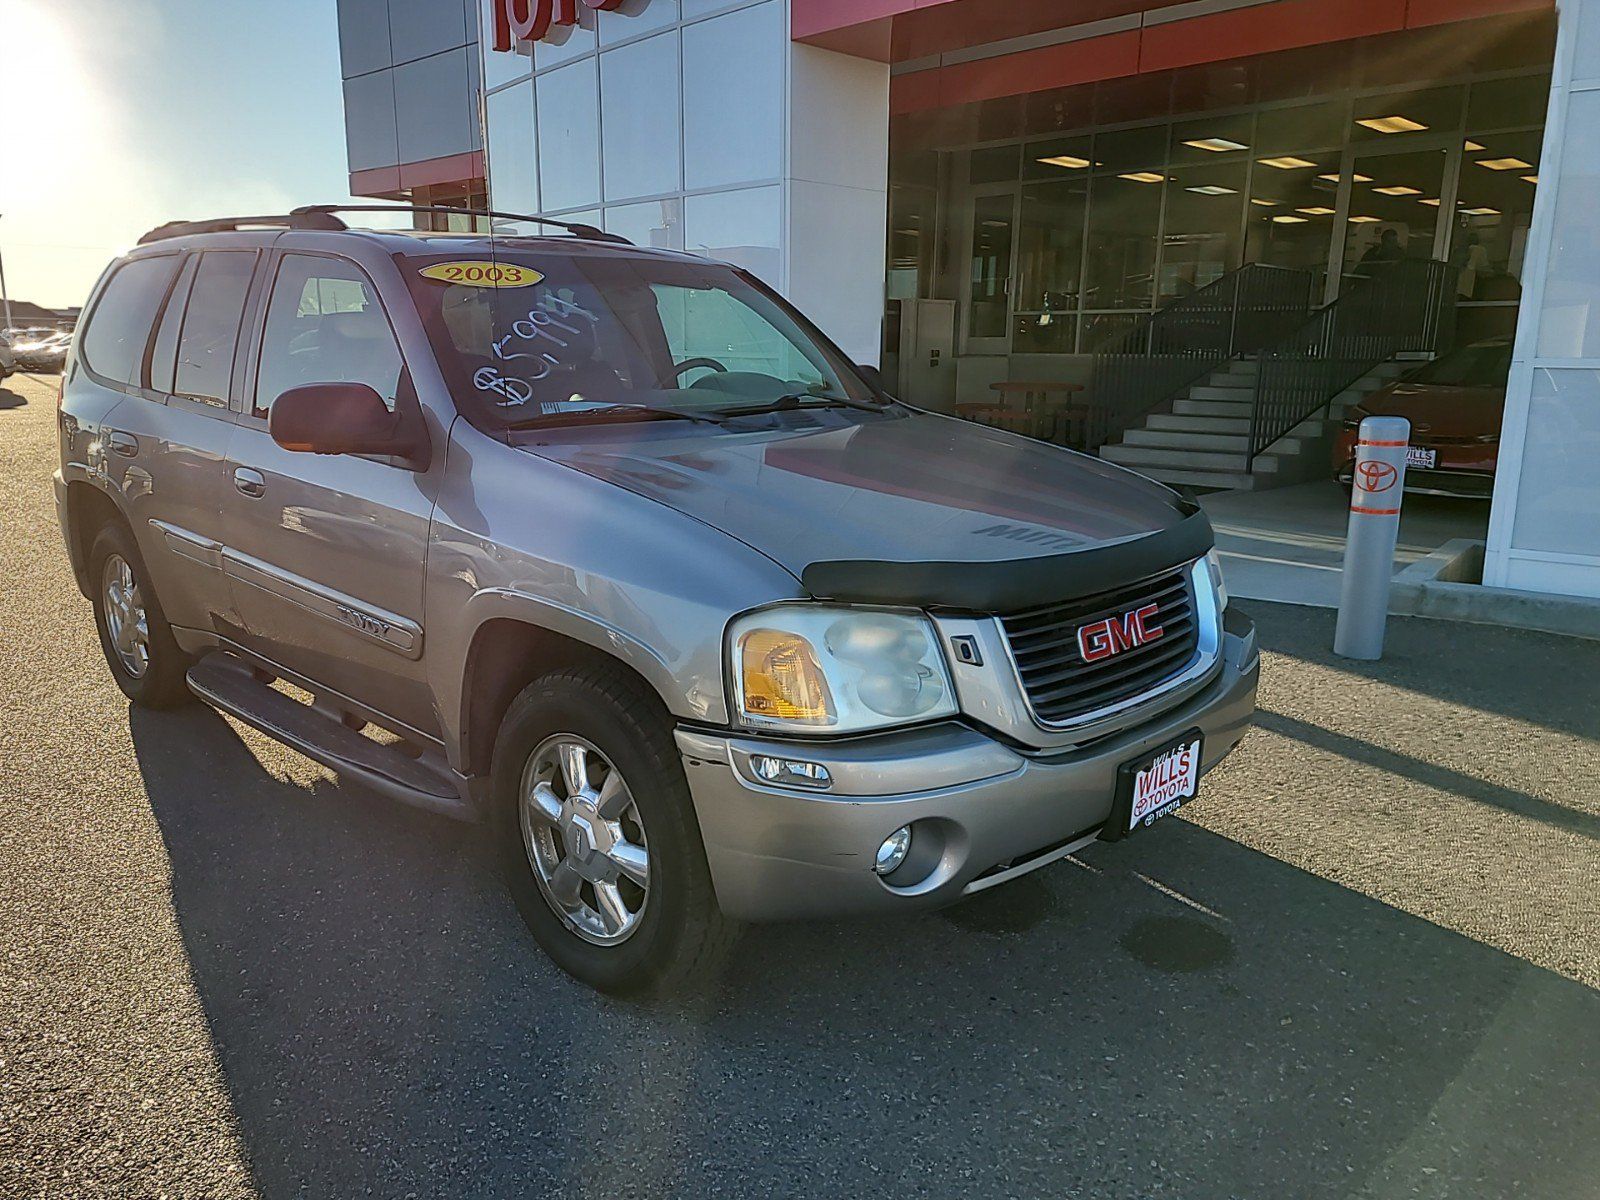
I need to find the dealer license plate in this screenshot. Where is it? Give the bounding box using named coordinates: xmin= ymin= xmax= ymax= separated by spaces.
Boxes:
xmin=1107 ymin=730 xmax=1204 ymax=839
xmin=1406 ymin=446 xmax=1437 ymax=469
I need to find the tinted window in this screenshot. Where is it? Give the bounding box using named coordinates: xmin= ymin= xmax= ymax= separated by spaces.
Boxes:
xmin=149 ymin=256 xmax=199 ymax=395
xmin=80 ymin=256 xmax=179 ymax=385
xmin=255 ymin=255 xmax=402 ymax=416
xmin=174 ymin=251 xmax=256 ymax=404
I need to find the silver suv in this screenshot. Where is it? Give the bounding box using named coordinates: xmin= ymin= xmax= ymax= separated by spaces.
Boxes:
xmin=54 ymin=207 xmax=1259 ymax=993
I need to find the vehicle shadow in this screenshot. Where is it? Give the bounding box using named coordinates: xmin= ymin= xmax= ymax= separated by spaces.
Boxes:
xmin=130 ymin=704 xmax=1600 ymax=1200
xmin=1257 ymin=601 xmax=1600 ymax=743
xmin=0 ymin=384 xmax=28 ymax=410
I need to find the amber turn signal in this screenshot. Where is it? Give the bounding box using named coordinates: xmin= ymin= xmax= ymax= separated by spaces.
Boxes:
xmin=739 ymin=629 xmax=835 ymax=725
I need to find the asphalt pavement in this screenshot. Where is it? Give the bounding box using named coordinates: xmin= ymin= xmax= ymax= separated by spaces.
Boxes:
xmin=2 ymin=371 xmax=1597 ymax=1199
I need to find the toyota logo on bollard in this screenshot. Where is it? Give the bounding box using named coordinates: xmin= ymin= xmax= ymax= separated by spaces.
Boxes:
xmin=1357 ymin=460 xmax=1399 ymax=493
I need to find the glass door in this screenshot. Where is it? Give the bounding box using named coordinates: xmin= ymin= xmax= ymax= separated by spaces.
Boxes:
xmin=1330 ymin=139 xmax=1458 ymax=297
xmin=962 ymin=186 xmax=1017 ymax=355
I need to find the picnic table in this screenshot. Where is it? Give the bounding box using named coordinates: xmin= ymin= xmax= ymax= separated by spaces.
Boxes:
xmin=956 ymin=381 xmax=1095 ymax=448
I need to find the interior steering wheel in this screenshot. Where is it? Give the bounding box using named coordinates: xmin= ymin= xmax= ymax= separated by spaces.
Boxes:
xmin=666 ymin=356 xmax=728 ymax=382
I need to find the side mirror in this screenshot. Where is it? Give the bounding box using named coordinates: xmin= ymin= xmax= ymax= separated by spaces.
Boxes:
xmin=269 ymin=383 xmax=425 ymax=463
xmin=854 ymin=363 xmax=885 ymax=394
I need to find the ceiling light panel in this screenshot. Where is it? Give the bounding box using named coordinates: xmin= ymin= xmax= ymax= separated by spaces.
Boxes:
xmin=1357 ymin=115 xmax=1428 ymax=133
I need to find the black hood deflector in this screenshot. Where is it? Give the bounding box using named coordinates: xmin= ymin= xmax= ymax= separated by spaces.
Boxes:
xmin=800 ymin=507 xmax=1213 ymax=613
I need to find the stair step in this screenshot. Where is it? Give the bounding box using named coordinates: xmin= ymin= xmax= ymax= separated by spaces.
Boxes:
xmin=1146 ymin=413 xmax=1252 ymax=434
xmin=1122 ymin=429 xmax=1316 ymax=454
xmin=1121 ymin=465 xmax=1262 ymax=491
xmin=1206 ymin=372 xmax=1260 ymax=389
xmin=187 ymin=653 xmax=474 ymax=821
xmin=1189 ymin=384 xmax=1257 ymax=401
xmin=1174 ymin=398 xmax=1255 ymax=417
xmin=1144 ymin=413 xmax=1329 ymax=437
xmin=1123 ymin=429 xmax=1250 ymax=452
xmin=1102 ymin=444 xmax=1280 ymax=472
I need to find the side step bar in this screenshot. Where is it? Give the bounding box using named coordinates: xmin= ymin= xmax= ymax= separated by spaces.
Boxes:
xmin=187 ymin=653 xmax=477 ymax=822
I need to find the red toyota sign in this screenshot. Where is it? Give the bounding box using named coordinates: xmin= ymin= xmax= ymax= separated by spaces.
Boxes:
xmin=1356 ymin=460 xmax=1399 ymax=493
xmin=1077 ymin=603 xmax=1164 ymax=664
xmin=492 ymin=0 xmax=626 ymax=50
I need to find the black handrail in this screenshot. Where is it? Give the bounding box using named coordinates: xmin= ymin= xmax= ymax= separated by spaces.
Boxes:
xmin=1244 ymin=259 xmax=1459 ymax=469
xmin=1083 ymin=263 xmax=1314 ymax=452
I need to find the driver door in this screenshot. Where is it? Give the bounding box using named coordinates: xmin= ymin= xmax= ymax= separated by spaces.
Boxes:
xmin=221 ymin=251 xmax=440 ymax=736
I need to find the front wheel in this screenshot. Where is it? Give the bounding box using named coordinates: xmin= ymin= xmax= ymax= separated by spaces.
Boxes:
xmin=492 ymin=665 xmax=736 ymax=995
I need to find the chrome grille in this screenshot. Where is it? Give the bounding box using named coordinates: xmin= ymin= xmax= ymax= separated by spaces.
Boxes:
xmin=999 ymin=568 xmax=1200 ymax=726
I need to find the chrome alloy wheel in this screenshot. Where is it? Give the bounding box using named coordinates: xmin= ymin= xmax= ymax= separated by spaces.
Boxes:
xmin=520 ymin=734 xmax=650 ymax=946
xmin=101 ymin=554 xmax=150 ymax=679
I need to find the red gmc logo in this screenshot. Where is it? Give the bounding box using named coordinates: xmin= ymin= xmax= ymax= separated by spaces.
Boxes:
xmin=1077 ymin=603 xmax=1164 ymax=663
xmin=492 ymin=0 xmax=625 ymax=50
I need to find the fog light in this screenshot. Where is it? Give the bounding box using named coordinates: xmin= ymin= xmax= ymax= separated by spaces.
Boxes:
xmin=874 ymin=825 xmax=913 ymax=875
xmin=749 ymin=754 xmax=832 ymax=789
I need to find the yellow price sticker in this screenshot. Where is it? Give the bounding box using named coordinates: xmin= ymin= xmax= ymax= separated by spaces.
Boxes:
xmin=417 ymin=261 xmax=545 ymax=288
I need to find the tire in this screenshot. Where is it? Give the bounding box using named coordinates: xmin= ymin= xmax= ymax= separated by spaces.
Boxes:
xmin=88 ymin=521 xmax=192 ymax=709
xmin=491 ymin=664 xmax=737 ymax=996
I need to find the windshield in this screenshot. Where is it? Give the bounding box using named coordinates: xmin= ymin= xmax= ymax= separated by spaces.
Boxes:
xmin=404 ymin=248 xmax=874 ymax=428
xmin=1410 ymin=340 xmax=1512 ymax=388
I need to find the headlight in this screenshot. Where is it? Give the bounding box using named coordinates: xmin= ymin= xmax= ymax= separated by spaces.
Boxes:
xmin=1205 ymin=548 xmax=1229 ymax=611
xmin=729 ymin=607 xmax=957 ymax=734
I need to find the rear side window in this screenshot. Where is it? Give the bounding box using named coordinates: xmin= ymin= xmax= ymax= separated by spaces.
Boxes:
xmin=149 ymin=257 xmax=200 ymax=395
xmin=79 ymin=256 xmax=179 ymax=386
xmin=254 ymin=254 xmax=402 ymax=416
xmin=172 ymin=251 xmax=256 ymax=405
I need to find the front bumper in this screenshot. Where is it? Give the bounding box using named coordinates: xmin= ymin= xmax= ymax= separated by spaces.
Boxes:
xmin=677 ymin=609 xmax=1260 ymax=921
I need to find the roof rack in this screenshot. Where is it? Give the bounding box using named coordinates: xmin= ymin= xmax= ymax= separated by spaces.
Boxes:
xmin=291 ymin=204 xmax=632 ymax=245
xmin=138 ymin=211 xmax=347 ymax=244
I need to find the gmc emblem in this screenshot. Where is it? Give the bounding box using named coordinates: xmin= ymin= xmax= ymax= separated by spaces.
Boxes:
xmin=1077 ymin=603 xmax=1164 ymax=663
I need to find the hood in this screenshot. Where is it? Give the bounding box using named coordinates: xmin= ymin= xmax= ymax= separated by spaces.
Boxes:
xmin=1360 ymin=382 xmax=1506 ymax=439
xmin=517 ymin=410 xmax=1211 ymax=611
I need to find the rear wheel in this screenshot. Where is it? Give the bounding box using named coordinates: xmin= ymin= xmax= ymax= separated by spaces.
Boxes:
xmin=89 ymin=522 xmax=192 ymax=709
xmin=492 ymin=664 xmax=736 ymax=995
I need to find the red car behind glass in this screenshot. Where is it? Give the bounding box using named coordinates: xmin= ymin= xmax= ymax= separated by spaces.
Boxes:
xmin=1333 ymin=338 xmax=1511 ymax=499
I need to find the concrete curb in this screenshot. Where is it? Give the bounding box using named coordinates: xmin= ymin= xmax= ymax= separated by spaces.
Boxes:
xmin=1390 ymin=539 xmax=1600 ymax=641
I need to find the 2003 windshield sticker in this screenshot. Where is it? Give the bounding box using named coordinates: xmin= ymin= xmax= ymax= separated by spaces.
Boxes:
xmin=472 ymin=293 xmax=600 ymax=408
xmin=418 ymin=260 xmax=544 ymax=288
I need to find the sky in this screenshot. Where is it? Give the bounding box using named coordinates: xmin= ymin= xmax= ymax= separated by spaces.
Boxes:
xmin=1 ymin=0 xmax=367 ymax=309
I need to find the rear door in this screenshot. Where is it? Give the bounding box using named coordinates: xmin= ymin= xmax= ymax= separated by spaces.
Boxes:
xmin=221 ymin=250 xmax=438 ymax=735
xmin=137 ymin=248 xmax=259 ymax=632
xmin=86 ymin=249 xmax=253 ymax=636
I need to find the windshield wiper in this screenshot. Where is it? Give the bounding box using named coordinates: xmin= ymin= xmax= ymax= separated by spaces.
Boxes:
xmin=504 ymin=403 xmax=724 ymax=430
xmin=716 ymin=392 xmax=888 ymax=418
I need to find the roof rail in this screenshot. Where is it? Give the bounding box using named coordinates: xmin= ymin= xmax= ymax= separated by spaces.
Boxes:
xmin=137 ymin=211 xmax=347 ymax=244
xmin=290 ymin=204 xmax=633 ymax=246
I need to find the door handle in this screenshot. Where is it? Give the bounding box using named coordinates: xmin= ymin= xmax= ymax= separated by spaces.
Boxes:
xmin=107 ymin=431 xmax=139 ymax=458
xmin=233 ymin=467 xmax=266 ymax=498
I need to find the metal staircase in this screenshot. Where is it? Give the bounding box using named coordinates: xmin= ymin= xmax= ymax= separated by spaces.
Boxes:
xmin=1082 ymin=262 xmax=1314 ymax=453
xmin=1101 ymin=356 xmax=1412 ymax=491
xmin=1098 ymin=259 xmax=1458 ymax=492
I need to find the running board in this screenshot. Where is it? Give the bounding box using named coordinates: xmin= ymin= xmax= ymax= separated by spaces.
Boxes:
xmin=186 ymin=653 xmax=476 ymax=822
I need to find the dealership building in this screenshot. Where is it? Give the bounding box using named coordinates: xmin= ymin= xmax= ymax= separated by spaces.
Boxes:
xmin=336 ymin=0 xmax=1600 ymax=605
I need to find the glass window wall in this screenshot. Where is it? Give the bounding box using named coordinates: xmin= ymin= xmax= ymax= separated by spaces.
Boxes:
xmin=891 ymin=62 xmax=1549 ymax=359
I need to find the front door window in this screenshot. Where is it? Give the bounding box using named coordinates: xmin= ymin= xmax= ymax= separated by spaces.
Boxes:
xmin=255 ymin=255 xmax=403 ymax=417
